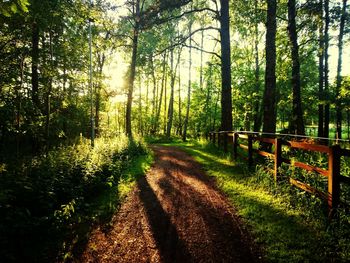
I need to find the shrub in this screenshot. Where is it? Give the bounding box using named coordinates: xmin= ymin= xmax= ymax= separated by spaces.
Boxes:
xmin=0 ymin=135 xmax=148 ymax=262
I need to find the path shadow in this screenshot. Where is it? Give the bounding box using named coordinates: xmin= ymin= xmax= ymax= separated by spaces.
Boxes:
xmin=137 ymin=176 xmax=192 ymax=262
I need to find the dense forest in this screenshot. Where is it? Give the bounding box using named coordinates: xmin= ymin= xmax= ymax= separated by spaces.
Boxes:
xmin=1 ymin=0 xmax=349 ymax=151
xmin=1 ymin=0 xmax=350 ymax=262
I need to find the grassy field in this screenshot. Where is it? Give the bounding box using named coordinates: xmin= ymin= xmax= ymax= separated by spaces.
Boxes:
xmin=154 ymin=138 xmax=350 ymax=262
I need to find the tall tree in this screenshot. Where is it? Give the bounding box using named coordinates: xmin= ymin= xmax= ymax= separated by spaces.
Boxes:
xmin=125 ymin=0 xmax=141 ymax=137
xmin=31 ymin=21 xmax=40 ymax=111
xmin=219 ymin=0 xmax=233 ymax=131
xmin=262 ymin=0 xmax=277 ymax=134
xmin=253 ymin=0 xmax=262 ymax=132
xmin=182 ymin=21 xmax=192 ymax=141
xmin=287 ymin=0 xmax=305 ymax=135
xmin=323 ymin=0 xmax=330 ymax=138
xmin=318 ymin=0 xmax=324 ymax=138
xmin=166 ymin=49 xmax=176 ymax=137
xmin=335 ymin=0 xmax=347 ymax=139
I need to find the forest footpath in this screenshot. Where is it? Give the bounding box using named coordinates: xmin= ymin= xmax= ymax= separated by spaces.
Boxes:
xmin=80 ymin=145 xmax=262 ymax=262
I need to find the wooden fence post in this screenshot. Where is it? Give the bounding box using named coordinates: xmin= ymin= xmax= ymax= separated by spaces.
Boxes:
xmin=212 ymin=132 xmax=216 ymax=144
xmin=328 ymin=145 xmax=341 ymax=216
xmin=248 ymin=135 xmax=253 ymax=167
xmin=223 ymin=132 xmax=228 ymax=152
xmin=233 ymin=132 xmax=238 ymax=160
xmin=274 ymin=138 xmax=282 ymax=182
xmin=218 ymin=132 xmax=221 ymax=148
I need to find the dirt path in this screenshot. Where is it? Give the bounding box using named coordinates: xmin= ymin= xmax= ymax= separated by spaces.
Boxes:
xmin=80 ymin=145 xmax=262 ymax=263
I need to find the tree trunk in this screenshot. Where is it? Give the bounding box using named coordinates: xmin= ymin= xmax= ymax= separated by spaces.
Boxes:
xmin=155 ymin=52 xmax=167 ymax=133
xmin=125 ymin=0 xmax=140 ymax=137
xmin=213 ymin=89 xmax=220 ymax=131
xmin=31 ymin=21 xmax=40 ymax=111
xmin=150 ymin=56 xmax=157 ymax=120
xmin=166 ymin=49 xmax=175 ymax=138
xmin=318 ymin=0 xmax=324 ymax=138
xmin=323 ymin=0 xmax=330 ymax=139
xmin=178 ymin=53 xmax=182 ymax=136
xmin=200 ymin=29 xmax=204 ymax=91
xmin=139 ymin=75 xmax=143 ymax=135
xmin=288 ymin=0 xmax=305 ymax=135
xmin=95 ymin=87 xmax=100 ymax=135
xmin=335 ymin=0 xmax=347 ymax=140
xmin=203 ymin=64 xmax=212 ymax=134
xmin=219 ymin=0 xmax=233 ymax=131
xmin=253 ymin=0 xmax=261 ymax=132
xmin=262 ymin=0 xmax=277 ymax=134
xmin=182 ymin=22 xmax=192 ymax=141
xmin=16 ymin=56 xmax=24 ymax=157
xmin=145 ymin=77 xmax=149 ymax=133
xmin=45 ymin=30 xmax=54 ymax=150
xmin=163 ymin=59 xmax=168 ymax=134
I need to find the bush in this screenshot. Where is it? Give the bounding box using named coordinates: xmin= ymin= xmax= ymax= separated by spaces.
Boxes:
xmin=0 ymin=135 xmax=148 ymax=262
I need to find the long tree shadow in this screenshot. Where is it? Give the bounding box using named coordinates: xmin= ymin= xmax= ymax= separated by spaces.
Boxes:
xmin=137 ymin=176 xmax=192 ymax=262
xmin=158 ymin=169 xmax=261 ymax=262
xmin=157 ymin=169 xmax=328 ymax=262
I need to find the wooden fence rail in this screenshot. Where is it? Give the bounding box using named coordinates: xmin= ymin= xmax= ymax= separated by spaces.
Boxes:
xmin=209 ymin=131 xmax=350 ymax=216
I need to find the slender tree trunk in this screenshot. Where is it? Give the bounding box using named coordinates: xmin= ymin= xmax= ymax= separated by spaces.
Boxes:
xmin=16 ymin=56 xmax=24 ymax=157
xmin=203 ymin=64 xmax=212 ymax=134
xmin=145 ymin=78 xmax=149 ymax=133
xmin=62 ymin=53 xmax=67 ymax=136
xmin=125 ymin=0 xmax=140 ymax=137
xmin=323 ymin=0 xmax=330 ymax=139
xmin=139 ymin=75 xmax=143 ymax=134
xmin=219 ymin=0 xmax=233 ymax=131
xmin=318 ymin=0 xmax=324 ymax=138
xmin=155 ymin=52 xmax=167 ymax=133
xmin=262 ymin=0 xmax=277 ymax=134
xmin=288 ymin=0 xmax=305 ymax=135
xmin=213 ymin=89 xmax=220 ymax=130
xmin=200 ymin=29 xmax=204 ymax=91
xmin=335 ymin=0 xmax=347 ymax=140
xmin=166 ymin=49 xmax=175 ymax=138
xmin=95 ymin=85 xmax=100 ymax=135
xmin=31 ymin=21 xmax=40 ymax=111
xmin=45 ymin=30 xmax=54 ymax=149
xmin=95 ymin=54 xmax=105 ymax=137
xmin=182 ymin=22 xmax=192 ymax=141
xmin=163 ymin=60 xmax=168 ymax=134
xmin=253 ymin=0 xmax=261 ymax=132
xmin=178 ymin=53 xmax=182 ymax=136
xmin=150 ymin=56 xmax=157 ymax=121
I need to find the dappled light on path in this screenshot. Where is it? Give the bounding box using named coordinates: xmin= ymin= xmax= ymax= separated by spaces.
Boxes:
xmin=80 ymin=145 xmax=261 ymax=262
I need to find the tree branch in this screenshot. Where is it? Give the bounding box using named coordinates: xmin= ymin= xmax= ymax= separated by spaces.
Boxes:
xmin=154 ymin=26 xmax=220 ymax=56
xmin=182 ymin=43 xmax=221 ymax=59
xmin=141 ymin=7 xmax=219 ymax=29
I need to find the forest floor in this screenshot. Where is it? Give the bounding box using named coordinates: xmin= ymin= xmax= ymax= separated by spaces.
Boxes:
xmin=79 ymin=145 xmax=263 ymax=262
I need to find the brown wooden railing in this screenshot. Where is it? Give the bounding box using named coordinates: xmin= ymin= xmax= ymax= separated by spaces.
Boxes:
xmin=209 ymin=131 xmax=350 ymax=216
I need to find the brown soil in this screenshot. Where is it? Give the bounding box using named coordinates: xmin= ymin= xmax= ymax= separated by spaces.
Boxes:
xmin=79 ymin=145 xmax=262 ymax=263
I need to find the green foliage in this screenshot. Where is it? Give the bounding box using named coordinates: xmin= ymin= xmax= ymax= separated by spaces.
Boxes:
xmin=0 ymin=0 xmax=28 ymax=17
xmin=0 ymin=135 xmax=150 ymax=262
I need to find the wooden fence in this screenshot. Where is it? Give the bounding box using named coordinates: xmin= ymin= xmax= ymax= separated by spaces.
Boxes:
xmin=209 ymin=131 xmax=350 ymax=215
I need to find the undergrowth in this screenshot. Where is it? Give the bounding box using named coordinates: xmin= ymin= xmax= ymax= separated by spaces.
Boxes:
xmin=162 ymin=139 xmax=350 ymax=263
xmin=0 ymin=135 xmax=152 ymax=262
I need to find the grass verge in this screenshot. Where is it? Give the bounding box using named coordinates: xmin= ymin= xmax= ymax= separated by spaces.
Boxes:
xmin=156 ymin=139 xmax=349 ymax=263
